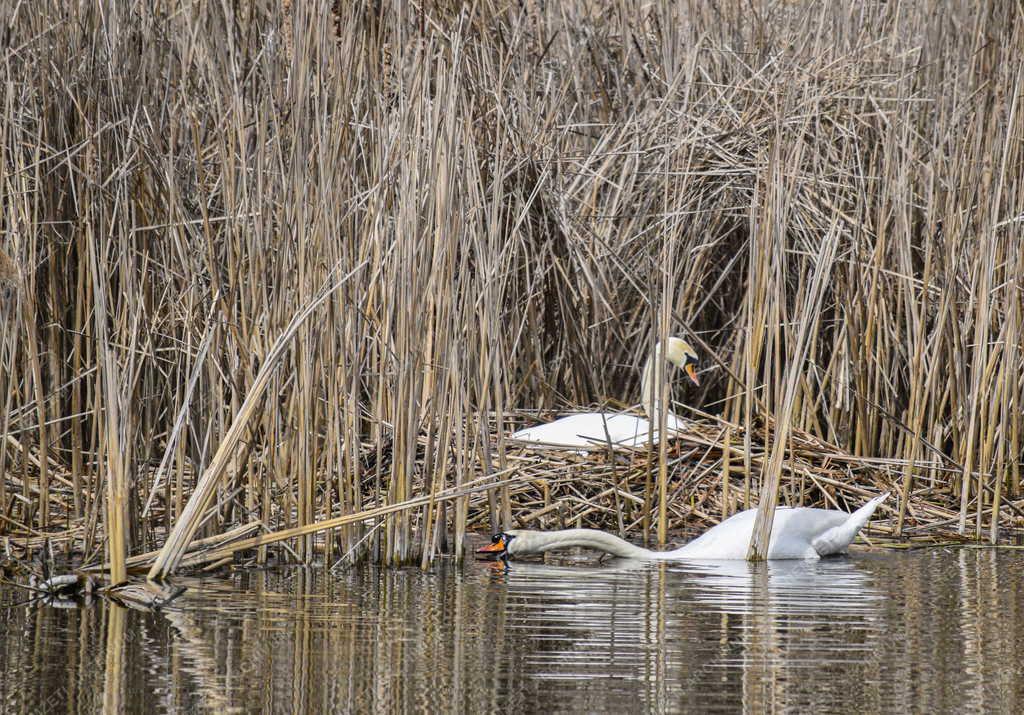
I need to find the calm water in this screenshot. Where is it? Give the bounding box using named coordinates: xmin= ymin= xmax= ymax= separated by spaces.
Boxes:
xmin=2 ymin=548 xmax=1023 ymax=713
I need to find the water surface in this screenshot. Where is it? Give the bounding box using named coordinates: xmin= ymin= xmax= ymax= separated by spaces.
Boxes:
xmin=2 ymin=548 xmax=1022 ymax=713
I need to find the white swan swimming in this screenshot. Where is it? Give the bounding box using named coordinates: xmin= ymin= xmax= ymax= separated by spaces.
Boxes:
xmin=509 ymin=337 xmax=700 ymax=449
xmin=477 ymin=492 xmax=889 ymax=561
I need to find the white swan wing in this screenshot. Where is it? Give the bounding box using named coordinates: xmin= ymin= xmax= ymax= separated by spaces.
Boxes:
xmin=670 ymin=509 xmax=760 ymax=559
xmin=767 ymin=508 xmax=851 ymax=558
xmin=510 ymin=412 xmax=687 ymax=449
xmin=809 ymin=493 xmax=889 ymax=556
xmin=673 ymin=508 xmax=840 ymax=560
xmin=673 ymin=498 xmax=886 ymax=560
xmin=510 ymin=413 xmax=653 ymax=449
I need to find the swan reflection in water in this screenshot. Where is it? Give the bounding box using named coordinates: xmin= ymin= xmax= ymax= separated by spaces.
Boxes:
xmin=668 ymin=556 xmax=883 ymax=616
xmin=479 ymin=550 xmax=886 ymax=712
xmin=485 ymin=552 xmax=883 ymax=619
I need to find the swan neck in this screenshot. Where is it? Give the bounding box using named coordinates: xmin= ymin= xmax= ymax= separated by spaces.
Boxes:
xmin=518 ymin=529 xmax=654 ymax=559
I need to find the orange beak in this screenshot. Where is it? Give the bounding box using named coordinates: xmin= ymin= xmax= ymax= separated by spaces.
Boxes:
xmin=476 ymin=537 xmax=507 ymax=555
xmin=685 ymin=363 xmax=700 ymax=386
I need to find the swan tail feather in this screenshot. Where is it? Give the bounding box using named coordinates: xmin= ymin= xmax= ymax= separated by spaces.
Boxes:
xmin=810 ymin=492 xmax=889 ymax=556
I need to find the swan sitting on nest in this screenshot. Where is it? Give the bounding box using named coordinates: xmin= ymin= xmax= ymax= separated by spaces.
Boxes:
xmin=509 ymin=337 xmax=700 ymax=450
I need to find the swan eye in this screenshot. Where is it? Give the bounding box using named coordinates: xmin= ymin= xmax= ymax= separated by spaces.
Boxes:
xmin=491 ymin=533 xmax=503 ymax=544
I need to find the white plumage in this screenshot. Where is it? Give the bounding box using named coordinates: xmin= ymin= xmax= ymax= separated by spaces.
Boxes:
xmin=479 ymin=493 xmax=889 ymax=561
xmin=510 ymin=337 xmax=700 ymax=450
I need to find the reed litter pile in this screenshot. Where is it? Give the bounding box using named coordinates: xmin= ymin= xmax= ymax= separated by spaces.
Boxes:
xmin=495 ymin=413 xmax=1008 ymax=545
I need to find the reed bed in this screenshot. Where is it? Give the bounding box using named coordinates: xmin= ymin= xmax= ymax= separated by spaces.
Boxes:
xmin=1 ymin=1 xmax=1023 ymax=575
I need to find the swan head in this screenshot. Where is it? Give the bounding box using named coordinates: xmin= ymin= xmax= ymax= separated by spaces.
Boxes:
xmin=475 ymin=530 xmax=524 ymax=561
xmin=661 ymin=337 xmax=700 ymax=386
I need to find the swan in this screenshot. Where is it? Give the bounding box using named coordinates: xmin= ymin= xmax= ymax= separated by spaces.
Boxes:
xmin=509 ymin=337 xmax=700 ymax=449
xmin=477 ymin=492 xmax=889 ymax=562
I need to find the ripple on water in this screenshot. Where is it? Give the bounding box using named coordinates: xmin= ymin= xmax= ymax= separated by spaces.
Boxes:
xmin=2 ymin=549 xmax=1024 ymax=713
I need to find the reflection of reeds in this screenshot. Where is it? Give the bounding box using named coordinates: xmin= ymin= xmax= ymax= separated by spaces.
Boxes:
xmin=6 ymin=551 xmax=1024 ymax=712
xmin=162 ymin=602 xmax=241 ymax=713
xmin=1 ymin=2 xmax=1023 ymax=574
xmin=102 ymin=604 xmax=126 ymax=712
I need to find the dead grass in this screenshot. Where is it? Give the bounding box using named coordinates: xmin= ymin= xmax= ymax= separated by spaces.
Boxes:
xmin=1 ymin=1 xmax=1023 ymax=573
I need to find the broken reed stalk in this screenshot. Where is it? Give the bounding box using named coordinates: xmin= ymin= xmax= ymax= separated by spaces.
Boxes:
xmin=148 ymin=266 xmax=364 ymax=581
xmin=169 ymin=468 xmax=522 ymax=571
xmin=749 ymin=230 xmax=840 ymax=560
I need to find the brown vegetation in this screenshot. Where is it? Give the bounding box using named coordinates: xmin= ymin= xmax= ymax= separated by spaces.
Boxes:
xmin=1 ymin=1 xmax=1023 ymax=575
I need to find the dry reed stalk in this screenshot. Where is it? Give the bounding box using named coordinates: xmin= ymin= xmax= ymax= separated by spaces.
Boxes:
xmin=0 ymin=248 xmax=16 ymax=301
xmin=0 ymin=247 xmax=16 ymax=522
xmin=171 ymin=468 xmax=524 ymax=571
xmin=749 ymin=230 xmax=840 ymax=560
xmin=87 ymin=229 xmax=127 ymax=584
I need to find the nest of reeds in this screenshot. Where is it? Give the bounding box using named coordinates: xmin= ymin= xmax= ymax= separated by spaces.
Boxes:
xmin=475 ymin=416 xmax=1024 ymax=546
